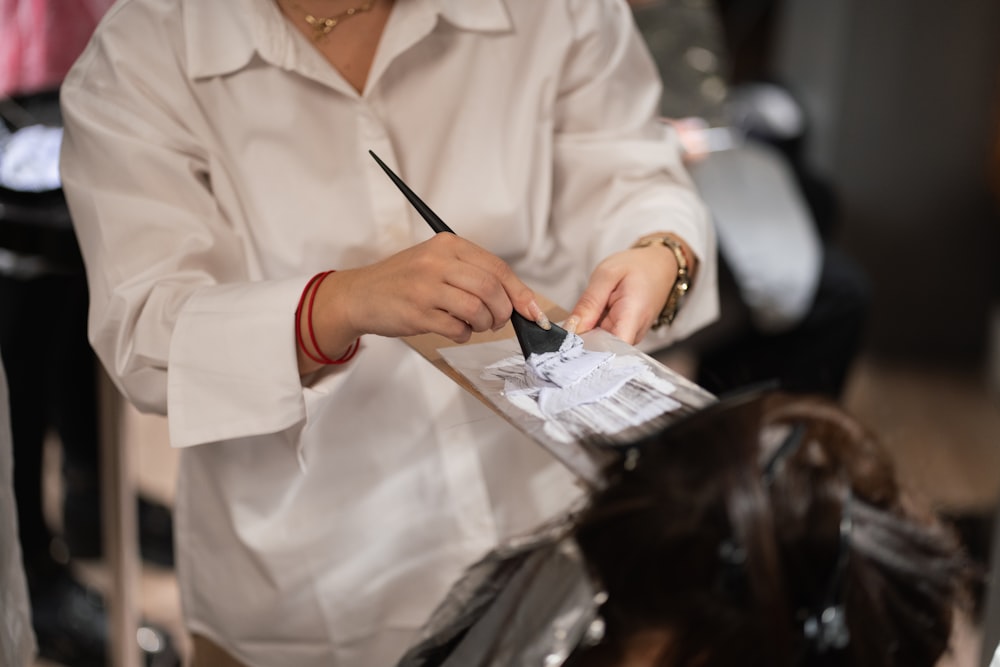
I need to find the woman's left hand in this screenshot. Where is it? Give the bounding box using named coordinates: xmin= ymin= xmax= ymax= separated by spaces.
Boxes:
xmin=565 ymin=242 xmax=683 ymax=345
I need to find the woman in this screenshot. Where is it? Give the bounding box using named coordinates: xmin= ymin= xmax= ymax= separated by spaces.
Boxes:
xmin=399 ymin=391 xmax=970 ymax=667
xmin=58 ymin=0 xmax=718 ymax=664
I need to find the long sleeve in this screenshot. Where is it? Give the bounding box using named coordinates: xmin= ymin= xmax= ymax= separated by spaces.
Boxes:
xmin=59 ymin=21 xmax=321 ymax=448
xmin=550 ymin=0 xmax=718 ymax=346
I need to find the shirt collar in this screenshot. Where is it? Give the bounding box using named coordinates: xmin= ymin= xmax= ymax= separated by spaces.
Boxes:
xmin=183 ymin=0 xmax=512 ymax=80
xmin=435 ymin=0 xmax=511 ymax=32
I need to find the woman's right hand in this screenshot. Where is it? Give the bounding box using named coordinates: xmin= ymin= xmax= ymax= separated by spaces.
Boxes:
xmin=300 ymin=233 xmax=546 ymax=368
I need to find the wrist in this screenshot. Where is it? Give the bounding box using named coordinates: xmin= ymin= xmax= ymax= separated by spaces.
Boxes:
xmin=310 ymin=270 xmax=365 ymax=343
xmin=632 ymin=233 xmax=694 ymax=328
xmin=634 ymin=232 xmax=697 ymax=278
xmin=296 ymin=271 xmax=362 ymax=367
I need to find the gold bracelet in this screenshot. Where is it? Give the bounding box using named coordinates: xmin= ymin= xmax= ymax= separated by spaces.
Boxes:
xmin=633 ymin=235 xmax=692 ymax=328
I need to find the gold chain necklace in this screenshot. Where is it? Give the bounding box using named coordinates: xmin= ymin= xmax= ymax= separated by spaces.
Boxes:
xmin=291 ymin=0 xmax=376 ymax=41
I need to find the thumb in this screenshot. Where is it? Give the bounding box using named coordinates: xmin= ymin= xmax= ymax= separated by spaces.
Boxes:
xmin=566 ymin=275 xmax=615 ymax=334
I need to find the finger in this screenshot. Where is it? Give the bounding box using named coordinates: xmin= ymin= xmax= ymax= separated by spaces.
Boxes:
xmin=387 ymin=236 xmax=496 ymax=331
xmin=435 ymin=280 xmax=500 ymax=333
xmin=566 ymin=271 xmax=618 ymax=334
xmin=452 ymin=239 xmax=550 ymax=330
xmin=598 ymin=301 xmax=647 ymax=345
xmin=490 ymin=265 xmax=550 ymax=331
xmin=387 ymin=276 xmax=487 ymax=339
xmin=442 ymin=264 xmax=512 ymax=330
xmin=424 ymin=235 xmax=508 ymax=328
xmin=424 ymin=308 xmax=474 ymax=343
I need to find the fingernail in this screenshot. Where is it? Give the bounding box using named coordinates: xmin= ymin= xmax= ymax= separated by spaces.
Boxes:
xmin=563 ymin=316 xmax=579 ymax=334
xmin=530 ymin=302 xmax=551 ymax=330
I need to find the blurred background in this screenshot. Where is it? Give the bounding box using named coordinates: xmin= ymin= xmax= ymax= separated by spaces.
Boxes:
xmin=635 ymin=0 xmax=1000 ymax=520
xmin=713 ymin=0 xmax=1000 ymax=528
xmin=658 ymin=1 xmax=1000 ymax=664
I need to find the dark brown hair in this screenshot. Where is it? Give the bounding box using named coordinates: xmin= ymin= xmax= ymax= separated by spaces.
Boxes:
xmin=568 ymin=391 xmax=970 ymax=667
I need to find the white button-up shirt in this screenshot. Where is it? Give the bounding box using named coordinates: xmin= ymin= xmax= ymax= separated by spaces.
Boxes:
xmin=60 ymin=0 xmax=717 ymax=664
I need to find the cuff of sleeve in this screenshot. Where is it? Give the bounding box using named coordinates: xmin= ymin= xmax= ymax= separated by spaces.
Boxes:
xmin=167 ymin=276 xmax=314 ymax=448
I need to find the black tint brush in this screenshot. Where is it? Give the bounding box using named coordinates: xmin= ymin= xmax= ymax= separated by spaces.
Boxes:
xmin=369 ymin=150 xmax=569 ymax=358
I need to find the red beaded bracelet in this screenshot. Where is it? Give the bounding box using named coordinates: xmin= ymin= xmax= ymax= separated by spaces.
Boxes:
xmin=295 ymin=271 xmax=361 ymax=365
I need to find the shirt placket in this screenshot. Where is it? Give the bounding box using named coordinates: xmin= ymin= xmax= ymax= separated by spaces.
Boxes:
xmin=359 ymin=103 xmax=419 ymax=253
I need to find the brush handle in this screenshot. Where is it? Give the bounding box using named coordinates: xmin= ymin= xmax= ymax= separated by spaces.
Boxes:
xmin=369 ymin=150 xmax=454 ymax=235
